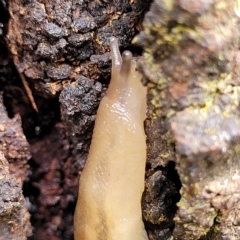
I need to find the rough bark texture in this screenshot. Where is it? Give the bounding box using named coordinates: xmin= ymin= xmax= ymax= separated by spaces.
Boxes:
xmin=136 ymin=0 xmax=240 ymax=239
xmin=59 ymin=76 xmax=103 ymax=174
xmin=0 ymin=152 xmax=31 ymax=240
xmin=0 ymin=95 xmax=31 ymax=183
xmin=0 ymin=95 xmax=31 ymax=239
xmin=7 ymin=0 xmax=148 ymax=98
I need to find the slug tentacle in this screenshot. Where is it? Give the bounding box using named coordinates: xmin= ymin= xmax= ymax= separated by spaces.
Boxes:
xmin=120 ymin=50 xmax=132 ymax=79
xmin=109 ymin=37 xmax=122 ymax=72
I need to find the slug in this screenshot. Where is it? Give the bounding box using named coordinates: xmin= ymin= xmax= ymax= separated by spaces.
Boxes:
xmin=74 ymin=37 xmax=148 ymax=240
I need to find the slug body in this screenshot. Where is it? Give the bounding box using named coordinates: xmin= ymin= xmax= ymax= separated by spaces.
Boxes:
xmin=74 ymin=37 xmax=148 ymax=240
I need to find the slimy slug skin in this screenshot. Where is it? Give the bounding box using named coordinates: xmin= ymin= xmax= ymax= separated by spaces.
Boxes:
xmin=74 ymin=37 xmax=148 ymax=240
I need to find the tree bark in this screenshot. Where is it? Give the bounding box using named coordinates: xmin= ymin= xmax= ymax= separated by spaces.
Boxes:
xmin=137 ymin=0 xmax=240 ymax=239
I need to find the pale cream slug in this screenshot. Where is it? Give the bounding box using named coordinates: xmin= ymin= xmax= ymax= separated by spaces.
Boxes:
xmin=74 ymin=37 xmax=148 ymax=240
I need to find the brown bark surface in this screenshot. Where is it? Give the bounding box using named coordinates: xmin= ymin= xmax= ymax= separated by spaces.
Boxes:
xmin=0 ymin=96 xmax=31 ymax=239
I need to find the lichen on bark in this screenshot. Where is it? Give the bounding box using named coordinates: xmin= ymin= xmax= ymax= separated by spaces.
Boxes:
xmin=136 ymin=0 xmax=240 ymax=239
